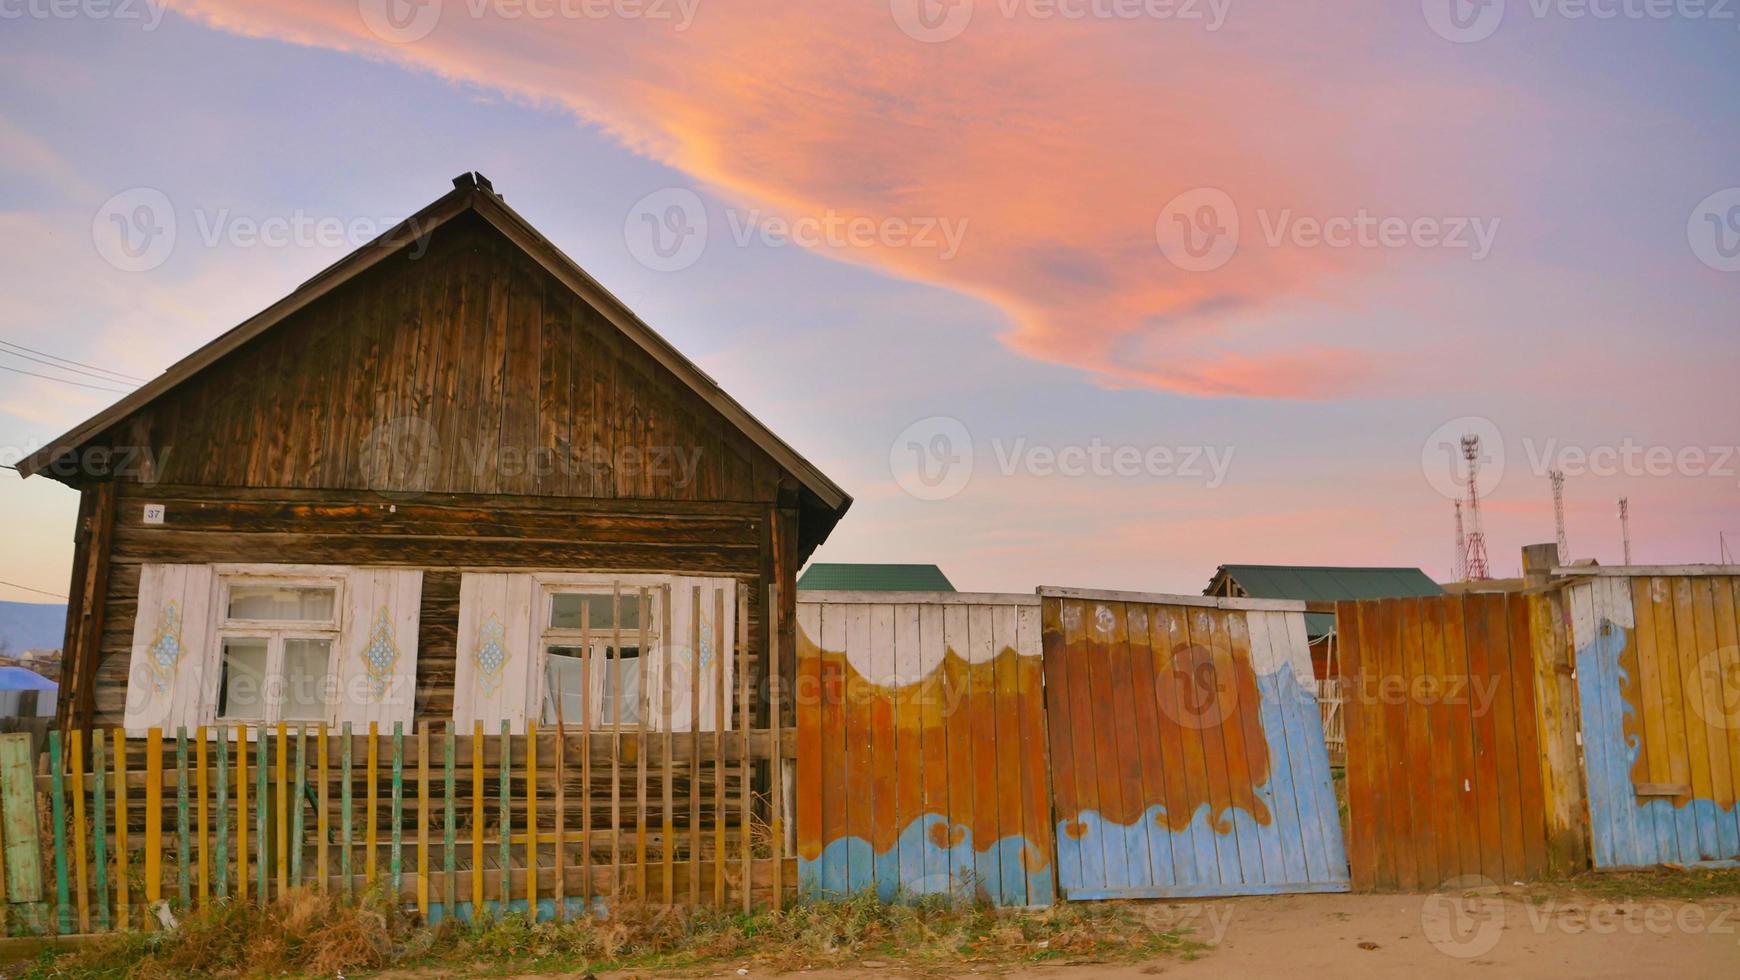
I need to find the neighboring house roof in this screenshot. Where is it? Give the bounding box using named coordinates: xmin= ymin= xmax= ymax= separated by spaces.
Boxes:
xmin=798 ymin=563 xmax=956 ymax=592
xmin=17 ymin=172 xmax=850 ymax=535
xmin=0 ymin=666 xmax=57 ymax=692
xmin=1206 ymin=564 xmax=1445 ymax=637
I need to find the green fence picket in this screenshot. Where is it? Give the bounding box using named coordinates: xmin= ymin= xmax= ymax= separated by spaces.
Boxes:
xmin=391 ymin=723 xmax=404 ymax=900
xmin=49 ymin=731 xmax=70 ymax=934
xmin=92 ymin=730 xmax=109 ymax=931
xmin=176 ymin=729 xmax=191 ymax=909
xmin=255 ymin=731 xmax=268 ymax=907
xmin=341 ymin=722 xmax=353 ymax=899
xmin=443 ymin=724 xmax=456 ymax=915
xmin=215 ymin=728 xmax=229 ymax=899
xmin=499 ymin=720 xmax=511 ymax=916
xmin=291 ymin=728 xmax=307 ymax=886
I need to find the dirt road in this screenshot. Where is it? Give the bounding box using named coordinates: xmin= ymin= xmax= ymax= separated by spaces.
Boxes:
xmin=588 ymin=890 xmax=1739 ymax=979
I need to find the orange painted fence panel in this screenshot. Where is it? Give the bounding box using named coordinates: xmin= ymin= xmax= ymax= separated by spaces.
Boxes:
xmin=796 ymin=593 xmax=1054 ymax=906
xmin=1338 ymin=594 xmax=1552 ymax=891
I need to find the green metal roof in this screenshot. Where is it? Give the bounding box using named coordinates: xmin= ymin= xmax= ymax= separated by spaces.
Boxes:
xmin=797 ymin=563 xmax=956 ymax=592
xmin=1210 ymin=565 xmax=1445 ymax=637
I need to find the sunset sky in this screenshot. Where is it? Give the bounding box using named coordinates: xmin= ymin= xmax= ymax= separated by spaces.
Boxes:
xmin=2 ymin=0 xmax=1737 ymax=602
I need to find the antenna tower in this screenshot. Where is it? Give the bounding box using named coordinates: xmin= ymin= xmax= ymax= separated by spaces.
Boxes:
xmin=1550 ymin=470 xmax=1569 ymax=562
xmin=1461 ymin=435 xmax=1492 ymax=580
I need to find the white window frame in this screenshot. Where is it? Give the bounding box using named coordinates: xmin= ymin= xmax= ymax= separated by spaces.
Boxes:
xmin=208 ymin=570 xmax=346 ymax=727
xmin=532 ymin=576 xmax=667 ymax=731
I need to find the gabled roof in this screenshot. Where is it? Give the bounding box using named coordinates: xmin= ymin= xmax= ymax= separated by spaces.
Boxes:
xmin=797 ymin=563 xmax=956 ymax=592
xmin=1206 ymin=564 xmax=1445 ymax=637
xmin=19 ymin=173 xmax=850 ymax=521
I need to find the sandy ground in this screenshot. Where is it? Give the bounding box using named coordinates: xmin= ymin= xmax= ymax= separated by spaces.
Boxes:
xmin=578 ymin=890 xmax=1740 ymax=979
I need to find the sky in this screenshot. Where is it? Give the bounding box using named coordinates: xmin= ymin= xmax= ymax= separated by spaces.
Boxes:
xmin=1 ymin=0 xmax=1737 ymax=603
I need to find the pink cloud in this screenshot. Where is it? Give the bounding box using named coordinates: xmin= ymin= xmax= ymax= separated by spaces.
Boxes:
xmin=174 ymin=0 xmax=1492 ymax=399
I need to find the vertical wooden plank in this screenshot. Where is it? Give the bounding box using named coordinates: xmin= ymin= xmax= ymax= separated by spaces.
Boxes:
xmin=366 ymin=722 xmax=379 ymax=887
xmin=471 ymin=721 xmax=484 ymax=916
xmin=1014 ymin=603 xmax=1054 ymax=904
xmin=524 ymin=720 xmax=537 ymax=913
xmin=255 ymin=729 xmax=268 ymax=907
xmin=1338 ymin=602 xmax=1378 ymax=889
xmin=499 ymin=720 xmax=511 ymax=913
xmin=1248 ymin=612 xmax=1312 ymax=886
xmin=1504 ymin=594 xmax=1551 ymax=878
xmin=417 ymin=725 xmax=430 ymax=920
xmin=816 ymin=602 xmax=849 ymax=897
xmin=93 ymin=730 xmax=110 ymax=930
xmin=1084 ymin=602 xmax=1142 ymax=895
xmin=275 ymin=723 xmax=288 ymax=898
xmin=1368 ymin=600 xmax=1411 ymax=890
xmin=1570 ymin=583 xmax=1619 ymax=869
xmin=340 ymin=723 xmax=354 ymax=899
xmin=214 ymin=729 xmax=228 ymax=901
xmin=1481 ymin=594 xmax=1529 ymax=882
xmin=1439 ymin=596 xmax=1485 ymax=882
xmin=967 ymin=604 xmax=1004 ymax=900
xmin=1039 ymin=598 xmax=1080 ymax=895
xmin=1689 ymin=578 xmax=1737 ymax=860
xmin=1717 ymin=580 xmax=1740 ymax=852
xmin=444 ymin=724 xmax=457 ymax=917
xmin=1647 ymin=577 xmax=1699 ymax=861
xmin=713 ymin=589 xmax=726 ymax=908
xmin=662 ymin=589 xmax=675 ymax=906
xmin=175 ymin=729 xmax=191 ymax=909
xmin=689 ymin=587 xmax=701 ymax=905
xmin=553 ymin=715 xmax=566 ymax=920
xmin=1629 ymin=577 xmax=1676 ymax=863
xmin=1148 ymin=605 xmax=1204 ymax=889
xmin=392 ymin=723 xmax=405 ymax=901
xmin=234 ymin=727 xmax=247 ymax=908
xmin=1399 ymin=600 xmax=1441 ymax=887
xmin=1463 ymin=596 xmax=1507 ymax=885
xmin=1230 ymin=610 xmax=1288 ymax=887
xmin=867 ymin=603 xmax=897 ymax=900
xmin=316 ymin=725 xmax=329 ymax=895
xmin=71 ymin=729 xmax=90 ymax=932
xmin=1187 ymin=609 xmax=1242 ymax=886
xmin=769 ymin=583 xmax=785 ymax=911
xmin=49 ymin=731 xmax=71 ymax=933
xmin=195 ymin=727 xmax=209 ymax=908
xmin=115 ymin=729 xmax=128 ymax=928
xmin=612 ymin=584 xmax=625 ymax=906
xmin=918 ymin=603 xmax=952 ymax=898
xmin=1207 ymin=609 xmax=1264 ymax=886
xmin=1420 ymin=598 xmax=1463 ymax=885
xmin=637 ymin=589 xmax=651 ymax=906
xmin=146 ymin=728 xmax=163 ymax=920
xmin=738 ymin=589 xmax=752 ymax=912
xmin=291 ymin=728 xmax=307 ymax=888
xmin=0 ymin=734 xmax=43 ymax=912
xmin=992 ymin=604 xmax=1030 ymax=903
xmin=1119 ymin=604 xmax=1174 ymax=892
xmin=891 ymin=603 xmax=924 ymax=898
xmin=580 ymin=604 xmax=593 ymax=909
xmin=942 ymin=603 xmax=978 ymax=897
xmin=1671 ymin=577 xmax=1718 ymax=860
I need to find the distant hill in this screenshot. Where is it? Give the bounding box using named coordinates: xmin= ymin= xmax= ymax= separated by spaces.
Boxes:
xmin=0 ymin=601 xmax=67 ymax=653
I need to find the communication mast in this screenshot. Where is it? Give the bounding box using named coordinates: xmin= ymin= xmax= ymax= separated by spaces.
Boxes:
xmin=1619 ymin=497 xmax=1632 ymax=565
xmin=1550 ymin=470 xmax=1569 ymax=562
xmin=1461 ymin=435 xmax=1492 ymax=580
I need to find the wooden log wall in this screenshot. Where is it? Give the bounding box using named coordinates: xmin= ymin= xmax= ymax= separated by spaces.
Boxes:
xmin=1337 ymin=594 xmax=1553 ymax=891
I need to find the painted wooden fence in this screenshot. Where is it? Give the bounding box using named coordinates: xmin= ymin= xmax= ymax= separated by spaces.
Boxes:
xmin=1337 ymin=593 xmax=1553 ymax=891
xmin=1 ymin=704 xmax=789 ymax=933
xmin=1041 ymin=590 xmax=1349 ymax=900
xmin=795 ymin=593 xmax=1054 ymax=907
xmin=1568 ymin=571 xmax=1740 ymax=868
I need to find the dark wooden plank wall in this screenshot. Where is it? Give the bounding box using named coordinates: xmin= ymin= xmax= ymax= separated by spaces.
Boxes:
xmin=80 ymin=212 xmax=783 ymax=505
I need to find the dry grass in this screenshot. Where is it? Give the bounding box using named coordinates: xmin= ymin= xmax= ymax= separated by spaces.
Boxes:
xmin=16 ymin=890 xmax=1203 ymax=979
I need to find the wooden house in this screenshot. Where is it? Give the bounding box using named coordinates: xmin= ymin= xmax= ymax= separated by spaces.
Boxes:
xmin=19 ymin=172 xmax=851 ymax=742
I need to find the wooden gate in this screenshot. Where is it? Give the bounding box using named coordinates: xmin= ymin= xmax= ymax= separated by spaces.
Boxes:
xmin=1040 ymin=590 xmax=1349 ymax=899
xmin=1568 ymin=570 xmax=1740 ymax=868
xmin=1336 ymin=594 xmax=1554 ymax=891
xmin=795 ymin=593 xmax=1055 ymax=907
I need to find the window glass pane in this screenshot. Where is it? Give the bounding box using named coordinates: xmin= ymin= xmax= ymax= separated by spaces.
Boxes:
xmin=218 ymin=637 xmax=269 ymax=721
xmin=549 ymin=592 xmax=642 ymax=632
xmin=281 ymin=639 xmax=332 ymax=722
xmin=602 ymin=649 xmax=643 ymax=727
xmin=542 ymin=647 xmax=587 ymax=725
xmin=228 ymin=585 xmax=336 ymax=623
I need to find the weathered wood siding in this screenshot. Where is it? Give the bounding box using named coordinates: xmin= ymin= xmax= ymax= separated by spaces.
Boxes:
xmin=76 ymin=212 xmax=785 ymax=503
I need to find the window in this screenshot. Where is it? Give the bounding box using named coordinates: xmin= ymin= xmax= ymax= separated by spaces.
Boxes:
xmin=540 ymin=587 xmax=661 ymax=728
xmin=215 ymin=578 xmax=341 ymax=724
